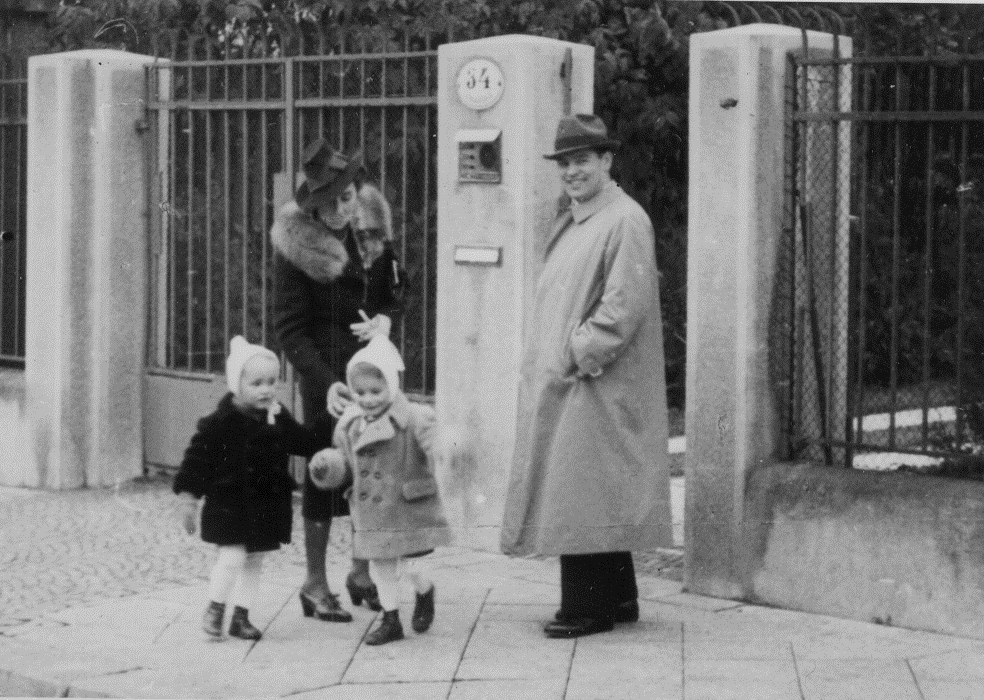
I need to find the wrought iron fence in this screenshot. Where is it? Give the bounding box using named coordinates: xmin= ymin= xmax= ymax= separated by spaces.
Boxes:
xmin=779 ymin=51 xmax=984 ymax=470
xmin=145 ymin=31 xmax=437 ymax=396
xmin=0 ymin=48 xmax=26 ymax=365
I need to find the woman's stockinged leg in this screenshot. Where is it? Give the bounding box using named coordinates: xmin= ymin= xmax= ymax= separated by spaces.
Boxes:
xmin=302 ymin=517 xmax=332 ymax=598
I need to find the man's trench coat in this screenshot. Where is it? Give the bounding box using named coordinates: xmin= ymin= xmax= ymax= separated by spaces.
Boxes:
xmin=500 ymin=183 xmax=672 ymax=557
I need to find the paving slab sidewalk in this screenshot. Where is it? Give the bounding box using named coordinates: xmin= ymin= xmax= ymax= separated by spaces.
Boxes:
xmin=2 ymin=548 xmax=984 ymax=699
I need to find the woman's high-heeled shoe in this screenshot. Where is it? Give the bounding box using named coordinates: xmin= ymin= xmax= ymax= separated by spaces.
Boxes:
xmin=346 ymin=571 xmax=382 ymax=611
xmin=299 ymin=590 xmax=353 ymax=623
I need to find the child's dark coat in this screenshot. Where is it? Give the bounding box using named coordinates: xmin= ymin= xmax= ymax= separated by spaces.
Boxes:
xmin=173 ymin=394 xmax=318 ymax=552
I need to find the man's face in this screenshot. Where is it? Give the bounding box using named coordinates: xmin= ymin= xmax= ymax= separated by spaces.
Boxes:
xmin=556 ymin=149 xmax=612 ymax=203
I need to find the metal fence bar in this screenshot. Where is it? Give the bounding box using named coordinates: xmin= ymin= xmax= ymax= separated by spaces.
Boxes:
xmin=955 ymin=60 xmax=970 ymax=448
xmin=853 ymin=64 xmax=872 ymax=445
xmin=887 ymin=61 xmax=903 ymax=450
xmin=0 ymin=52 xmax=26 ymax=364
xmin=920 ymin=65 xmax=936 ymax=450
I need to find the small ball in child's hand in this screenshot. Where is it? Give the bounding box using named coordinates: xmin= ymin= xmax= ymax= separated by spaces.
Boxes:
xmin=308 ymin=448 xmax=348 ymax=490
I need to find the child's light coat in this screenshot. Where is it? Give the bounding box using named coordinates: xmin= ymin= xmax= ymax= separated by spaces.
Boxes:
xmin=334 ymin=392 xmax=452 ymax=559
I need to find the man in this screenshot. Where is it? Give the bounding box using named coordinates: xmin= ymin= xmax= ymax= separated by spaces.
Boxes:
xmin=500 ymin=114 xmax=671 ymax=639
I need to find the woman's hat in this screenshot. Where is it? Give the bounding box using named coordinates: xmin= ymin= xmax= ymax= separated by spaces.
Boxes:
xmin=543 ymin=114 xmax=620 ymax=160
xmin=295 ymin=139 xmax=364 ymax=213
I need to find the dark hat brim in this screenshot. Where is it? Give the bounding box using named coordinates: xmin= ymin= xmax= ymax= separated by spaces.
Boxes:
xmin=543 ymin=139 xmax=620 ymax=160
xmin=294 ymin=154 xmax=363 ymax=213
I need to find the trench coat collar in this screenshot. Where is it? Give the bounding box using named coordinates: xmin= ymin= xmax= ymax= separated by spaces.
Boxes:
xmin=570 ymin=181 xmax=620 ymax=224
xmin=352 ymin=391 xmax=411 ymax=452
xmin=545 ymin=182 xmax=621 ymax=256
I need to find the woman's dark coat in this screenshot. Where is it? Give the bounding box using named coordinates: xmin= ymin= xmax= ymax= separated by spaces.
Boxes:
xmin=271 ymin=201 xmax=404 ymax=411
xmin=173 ymin=394 xmax=319 ymax=552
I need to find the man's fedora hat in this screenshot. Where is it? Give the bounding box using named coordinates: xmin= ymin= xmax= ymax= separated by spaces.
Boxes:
xmin=295 ymin=138 xmax=364 ymax=213
xmin=543 ymin=114 xmax=620 ymax=160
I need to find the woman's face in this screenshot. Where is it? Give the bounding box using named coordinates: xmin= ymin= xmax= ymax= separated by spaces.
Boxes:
xmin=336 ymin=183 xmax=358 ymax=220
xmin=318 ymin=183 xmax=358 ymax=228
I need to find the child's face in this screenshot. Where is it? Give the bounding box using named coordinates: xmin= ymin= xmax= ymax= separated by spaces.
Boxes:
xmin=351 ymin=372 xmax=391 ymax=421
xmin=236 ymin=355 xmax=279 ymax=411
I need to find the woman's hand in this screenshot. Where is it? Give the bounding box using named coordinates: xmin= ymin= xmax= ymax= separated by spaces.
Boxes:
xmin=327 ymin=381 xmax=353 ymax=418
xmin=350 ymin=310 xmax=391 ymax=341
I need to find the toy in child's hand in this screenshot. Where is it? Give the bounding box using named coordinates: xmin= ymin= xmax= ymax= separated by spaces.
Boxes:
xmin=308 ymin=448 xmax=348 ymax=490
xmin=266 ymin=401 xmax=282 ymax=425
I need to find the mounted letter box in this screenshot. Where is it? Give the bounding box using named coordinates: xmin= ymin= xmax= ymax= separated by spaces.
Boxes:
xmin=456 ymin=128 xmax=502 ymax=183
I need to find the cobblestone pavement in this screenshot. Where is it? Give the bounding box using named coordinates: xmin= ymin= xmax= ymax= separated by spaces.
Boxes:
xmin=0 ymin=477 xmax=347 ymax=631
xmin=0 ymin=475 xmax=683 ymax=634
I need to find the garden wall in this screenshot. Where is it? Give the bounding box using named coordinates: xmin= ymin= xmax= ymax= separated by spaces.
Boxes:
xmin=745 ymin=462 xmax=984 ymax=639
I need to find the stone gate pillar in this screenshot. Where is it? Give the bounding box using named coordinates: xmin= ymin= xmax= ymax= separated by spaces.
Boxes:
xmin=685 ymin=25 xmax=851 ymax=597
xmin=435 ymin=36 xmax=594 ymax=550
xmin=24 ymin=50 xmax=154 ymax=488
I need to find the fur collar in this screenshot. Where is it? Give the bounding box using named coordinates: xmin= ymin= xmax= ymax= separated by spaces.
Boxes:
xmin=270 ymin=201 xmax=349 ymax=284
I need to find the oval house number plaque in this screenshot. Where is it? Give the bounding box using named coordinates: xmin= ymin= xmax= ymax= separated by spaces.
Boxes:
xmin=456 ymin=58 xmax=505 ymax=111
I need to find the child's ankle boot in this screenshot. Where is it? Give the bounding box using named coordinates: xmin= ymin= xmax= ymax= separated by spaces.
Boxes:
xmin=412 ymin=585 xmax=435 ymax=633
xmin=365 ymin=609 xmax=404 ymax=646
xmin=228 ymin=606 xmax=262 ymax=641
xmin=202 ymin=601 xmax=225 ymax=640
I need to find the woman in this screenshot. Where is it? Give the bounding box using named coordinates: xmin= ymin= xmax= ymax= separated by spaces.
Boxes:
xmin=271 ymin=138 xmax=404 ymax=621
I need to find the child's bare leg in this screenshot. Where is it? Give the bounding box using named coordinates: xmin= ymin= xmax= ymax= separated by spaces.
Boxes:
xmin=209 ymin=546 xmax=247 ymax=603
xmin=368 ymin=558 xmax=400 ymax=611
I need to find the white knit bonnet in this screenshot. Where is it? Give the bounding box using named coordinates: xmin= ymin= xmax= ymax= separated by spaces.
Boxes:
xmin=225 ymin=335 xmax=280 ymax=396
xmin=346 ymin=335 xmax=405 ymax=397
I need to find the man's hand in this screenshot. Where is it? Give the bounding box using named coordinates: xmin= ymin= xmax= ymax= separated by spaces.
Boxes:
xmin=327 ymin=381 xmax=353 ymax=418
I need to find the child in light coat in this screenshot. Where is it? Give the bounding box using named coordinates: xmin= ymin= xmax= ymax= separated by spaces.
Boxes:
xmin=174 ymin=336 xmax=319 ymax=641
xmin=309 ymin=336 xmax=451 ymax=645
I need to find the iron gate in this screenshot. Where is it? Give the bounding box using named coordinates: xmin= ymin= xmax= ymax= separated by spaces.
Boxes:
xmin=0 ymin=49 xmax=26 ymax=365
xmin=143 ymin=31 xmax=437 ymax=468
xmin=780 ymin=50 xmax=984 ymax=471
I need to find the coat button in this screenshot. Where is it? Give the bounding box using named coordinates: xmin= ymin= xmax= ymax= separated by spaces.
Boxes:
xmin=373 ymin=471 xmax=382 ymax=479
xmin=359 ymin=491 xmax=368 ymax=500
xmin=372 ymin=495 xmax=383 ymax=503
xmin=360 ymin=469 xmax=369 ymax=477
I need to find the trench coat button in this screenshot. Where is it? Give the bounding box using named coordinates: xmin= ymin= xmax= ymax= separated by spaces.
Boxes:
xmin=359 ymin=491 xmax=368 ymax=501
xmin=360 ymin=469 xmax=369 ymax=477
xmin=372 ymin=494 xmax=383 ymax=503
xmin=373 ymin=471 xmax=382 ymax=479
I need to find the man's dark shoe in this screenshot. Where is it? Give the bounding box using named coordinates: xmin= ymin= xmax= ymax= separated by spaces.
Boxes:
xmin=554 ymin=600 xmax=639 ymax=624
xmin=544 ymin=616 xmax=614 ymax=638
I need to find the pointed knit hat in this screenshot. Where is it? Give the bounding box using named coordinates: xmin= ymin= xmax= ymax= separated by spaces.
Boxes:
xmin=225 ymin=335 xmax=280 ymax=396
xmin=346 ymin=335 xmax=405 ymax=396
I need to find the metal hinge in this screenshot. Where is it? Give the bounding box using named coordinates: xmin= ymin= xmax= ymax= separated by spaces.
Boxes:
xmin=135 ymin=118 xmax=149 ymax=134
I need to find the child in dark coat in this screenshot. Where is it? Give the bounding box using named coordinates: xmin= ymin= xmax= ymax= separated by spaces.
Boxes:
xmin=309 ymin=336 xmax=452 ymax=646
xmin=174 ymin=336 xmax=319 ymax=641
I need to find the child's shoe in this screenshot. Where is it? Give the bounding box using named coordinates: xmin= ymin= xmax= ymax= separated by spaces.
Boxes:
xmin=228 ymin=606 xmax=262 ymax=641
xmin=412 ymin=584 xmax=435 ymax=633
xmin=202 ymin=601 xmax=225 ymax=640
xmin=365 ymin=609 xmax=404 ymax=646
